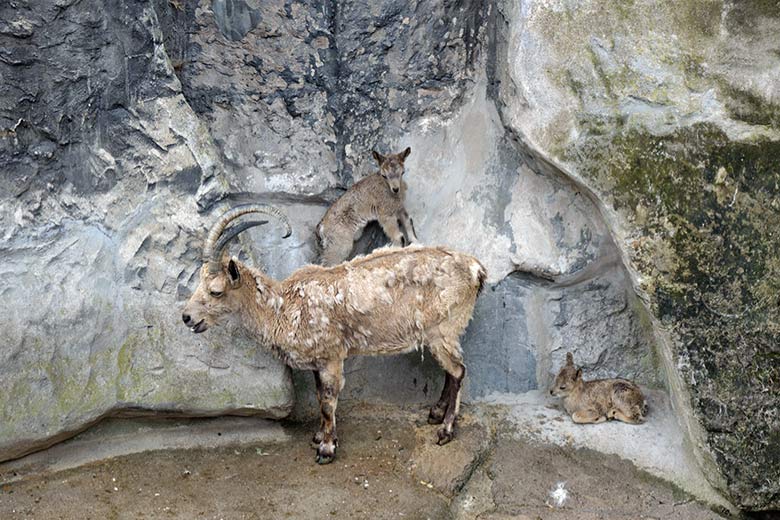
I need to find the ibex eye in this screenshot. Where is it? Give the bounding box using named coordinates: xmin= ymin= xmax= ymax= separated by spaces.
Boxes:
xmin=210 ymin=290 xmax=224 ymax=298
xmin=560 ymin=386 xmax=566 ymax=390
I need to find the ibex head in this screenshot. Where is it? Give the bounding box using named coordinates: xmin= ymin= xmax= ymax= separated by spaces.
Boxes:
xmin=550 ymin=352 xmax=582 ymax=397
xmin=182 ymin=204 xmax=291 ymax=334
xmin=372 ymin=147 xmax=411 ymax=194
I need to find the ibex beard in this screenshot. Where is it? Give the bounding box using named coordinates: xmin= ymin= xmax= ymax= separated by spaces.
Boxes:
xmin=183 ymin=205 xmax=486 ymax=464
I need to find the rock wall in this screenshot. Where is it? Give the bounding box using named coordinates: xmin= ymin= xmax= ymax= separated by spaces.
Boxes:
xmin=0 ymin=0 xmax=777 ymax=511
xmin=491 ymin=0 xmax=780 ymax=510
xmin=0 ymin=0 xmax=295 ymax=462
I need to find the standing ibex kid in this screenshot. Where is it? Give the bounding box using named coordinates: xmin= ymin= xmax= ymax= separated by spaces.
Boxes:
xmin=316 ymin=147 xmax=418 ymax=266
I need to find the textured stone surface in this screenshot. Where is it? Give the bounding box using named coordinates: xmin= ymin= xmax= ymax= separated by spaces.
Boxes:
xmin=493 ymin=0 xmax=780 ymax=509
xmin=0 ymin=0 xmax=775 ymax=511
xmin=0 ymin=0 xmax=293 ymax=462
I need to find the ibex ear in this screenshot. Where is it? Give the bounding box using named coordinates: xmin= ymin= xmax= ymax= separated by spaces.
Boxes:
xmin=401 ymin=147 xmax=411 ymax=160
xmin=575 ymin=368 xmax=582 ymax=380
xmin=227 ymin=258 xmax=240 ymax=287
xmin=566 ymin=352 xmax=574 ymax=366
xmin=372 ymin=150 xmax=385 ymax=165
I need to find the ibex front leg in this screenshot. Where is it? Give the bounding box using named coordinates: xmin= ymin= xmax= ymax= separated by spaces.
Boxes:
xmin=378 ymin=213 xmax=406 ymax=247
xmin=398 ymin=209 xmax=418 ymax=244
xmin=315 ymin=359 xmax=344 ymax=464
xmin=311 ymin=371 xmax=325 ymax=446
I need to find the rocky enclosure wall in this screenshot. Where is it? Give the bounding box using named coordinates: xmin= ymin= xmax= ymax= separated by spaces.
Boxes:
xmin=1 ymin=0 xmax=777 ymax=511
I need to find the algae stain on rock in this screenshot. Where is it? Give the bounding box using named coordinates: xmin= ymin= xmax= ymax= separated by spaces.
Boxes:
xmin=564 ymin=121 xmax=780 ymax=507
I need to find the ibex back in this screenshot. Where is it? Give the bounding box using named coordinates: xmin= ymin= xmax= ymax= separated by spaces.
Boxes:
xmin=317 ymin=147 xmax=417 ymax=266
xmin=182 ymin=205 xmax=486 ymax=464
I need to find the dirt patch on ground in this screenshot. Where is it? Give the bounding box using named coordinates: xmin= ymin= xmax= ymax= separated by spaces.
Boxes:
xmin=0 ymin=409 xmax=449 ymax=520
xmin=476 ymin=433 xmax=727 ymax=519
xmin=0 ymin=405 xmax=729 ymax=519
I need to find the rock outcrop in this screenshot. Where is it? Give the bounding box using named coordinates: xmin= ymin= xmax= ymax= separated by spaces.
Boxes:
xmin=491 ymin=0 xmax=780 ymax=510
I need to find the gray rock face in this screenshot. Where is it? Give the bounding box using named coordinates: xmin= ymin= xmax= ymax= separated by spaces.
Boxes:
xmin=0 ymin=0 xmax=775 ymax=511
xmin=0 ymin=0 xmax=292 ymax=462
xmin=490 ymin=0 xmax=780 ymax=510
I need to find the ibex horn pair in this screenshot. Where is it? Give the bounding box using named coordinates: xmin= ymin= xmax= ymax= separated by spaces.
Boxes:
xmin=203 ymin=204 xmax=292 ymax=274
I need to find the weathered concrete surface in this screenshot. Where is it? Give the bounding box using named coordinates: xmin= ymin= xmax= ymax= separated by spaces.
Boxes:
xmin=488 ymin=390 xmax=733 ymax=513
xmin=411 ymin=414 xmax=491 ymax=497
xmin=0 ymin=417 xmax=289 ymax=484
xmin=0 ymin=406 xmax=727 ymax=520
xmin=492 ymin=0 xmax=780 ymax=509
xmin=460 ymin=435 xmax=727 ymax=520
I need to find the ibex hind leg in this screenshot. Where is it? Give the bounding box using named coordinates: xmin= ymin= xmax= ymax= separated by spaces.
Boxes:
xmin=611 ymin=408 xmax=644 ymax=425
xmin=428 ymin=373 xmax=453 ymax=424
xmin=311 ymin=371 xmax=325 ymax=446
xmin=572 ymin=410 xmax=606 ymax=424
xmin=427 ymin=337 xmax=465 ymax=445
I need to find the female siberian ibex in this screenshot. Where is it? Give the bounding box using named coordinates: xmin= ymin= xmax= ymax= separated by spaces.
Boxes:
xmin=182 ymin=205 xmax=486 ymax=464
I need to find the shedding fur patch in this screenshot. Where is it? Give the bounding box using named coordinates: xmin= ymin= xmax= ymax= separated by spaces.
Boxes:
xmin=199 ymin=246 xmax=485 ymax=383
xmin=469 ymin=262 xmax=481 ymax=283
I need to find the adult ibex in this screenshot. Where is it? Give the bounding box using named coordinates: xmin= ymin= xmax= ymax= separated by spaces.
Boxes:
xmin=182 ymin=205 xmax=486 ymax=464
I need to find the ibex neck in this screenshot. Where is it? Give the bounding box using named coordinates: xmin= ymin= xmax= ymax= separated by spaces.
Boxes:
xmin=238 ymin=267 xmax=284 ymax=344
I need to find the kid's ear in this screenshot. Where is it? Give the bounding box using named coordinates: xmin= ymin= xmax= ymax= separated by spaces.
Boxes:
xmin=227 ymin=258 xmax=241 ymax=286
xmin=575 ymin=368 xmax=582 ymax=380
xmin=372 ymin=150 xmax=385 ymax=165
xmin=566 ymin=352 xmax=574 ymax=365
xmin=401 ymin=147 xmax=411 ymax=160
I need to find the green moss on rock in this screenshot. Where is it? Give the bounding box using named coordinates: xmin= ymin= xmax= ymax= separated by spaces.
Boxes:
xmin=564 ymin=121 xmax=780 ymax=508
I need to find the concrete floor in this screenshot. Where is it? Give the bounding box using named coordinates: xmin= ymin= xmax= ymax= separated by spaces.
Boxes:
xmin=0 ymin=399 xmax=734 ymax=520
xmin=484 ymin=389 xmax=733 ymax=512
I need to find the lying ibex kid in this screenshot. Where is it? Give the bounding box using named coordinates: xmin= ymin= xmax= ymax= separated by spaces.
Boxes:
xmin=550 ymin=352 xmax=647 ymax=424
xmin=316 ymin=147 xmax=418 ymax=266
xmin=182 ymin=205 xmax=486 ymax=464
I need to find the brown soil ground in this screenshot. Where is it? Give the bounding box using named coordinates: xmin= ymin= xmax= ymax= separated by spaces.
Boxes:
xmin=0 ymin=405 xmax=730 ymax=520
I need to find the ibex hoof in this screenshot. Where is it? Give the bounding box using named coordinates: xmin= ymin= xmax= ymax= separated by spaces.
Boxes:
xmin=315 ymin=440 xmax=337 ymax=464
xmin=315 ymin=453 xmax=335 ymax=465
xmin=427 ymin=407 xmax=446 ymax=425
xmin=436 ymin=427 xmax=454 ymax=446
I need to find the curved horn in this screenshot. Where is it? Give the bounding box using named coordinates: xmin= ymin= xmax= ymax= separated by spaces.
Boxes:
xmin=212 ymin=220 xmax=268 ymax=261
xmin=203 ymin=204 xmax=292 ymax=273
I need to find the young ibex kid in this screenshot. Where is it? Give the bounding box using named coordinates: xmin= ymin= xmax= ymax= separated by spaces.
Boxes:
xmin=316 ymin=147 xmax=418 ymax=266
xmin=550 ymin=352 xmax=647 ymax=424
